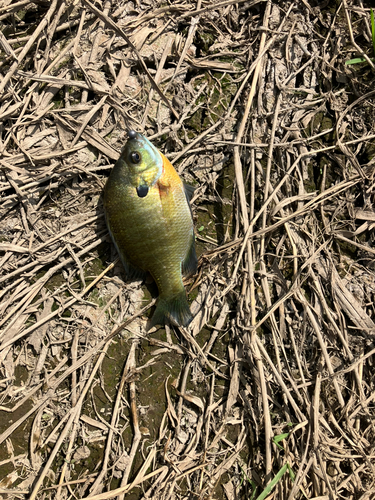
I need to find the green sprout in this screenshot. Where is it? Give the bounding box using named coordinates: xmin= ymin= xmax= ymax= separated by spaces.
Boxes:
xmin=238 ymin=464 xmax=258 ymax=499
xmin=273 ymin=432 xmax=290 ymax=450
xmin=346 ymin=9 xmax=375 ymax=65
xmin=255 ymin=463 xmax=295 ymax=500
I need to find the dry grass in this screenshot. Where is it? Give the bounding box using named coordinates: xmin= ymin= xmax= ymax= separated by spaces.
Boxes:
xmin=1 ymin=0 xmax=375 ymax=499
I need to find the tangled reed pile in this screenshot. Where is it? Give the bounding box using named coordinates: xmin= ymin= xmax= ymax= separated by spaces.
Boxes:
xmin=0 ymin=1 xmax=375 ymax=498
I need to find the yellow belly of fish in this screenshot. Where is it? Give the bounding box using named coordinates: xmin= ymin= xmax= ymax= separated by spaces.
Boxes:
xmin=104 ymin=183 xmax=193 ymax=297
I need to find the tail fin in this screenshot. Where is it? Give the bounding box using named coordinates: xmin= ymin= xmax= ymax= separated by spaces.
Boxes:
xmin=149 ymin=291 xmax=193 ymax=328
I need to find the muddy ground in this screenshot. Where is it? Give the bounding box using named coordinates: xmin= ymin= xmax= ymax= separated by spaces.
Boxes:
xmin=1 ymin=0 xmax=375 ymax=499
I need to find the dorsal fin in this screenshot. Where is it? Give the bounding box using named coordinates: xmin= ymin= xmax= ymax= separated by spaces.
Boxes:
xmin=182 ymin=233 xmax=197 ymax=276
xmin=184 ymin=183 xmax=195 ymax=202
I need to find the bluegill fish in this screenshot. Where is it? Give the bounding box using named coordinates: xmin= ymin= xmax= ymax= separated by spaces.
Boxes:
xmin=103 ymin=130 xmax=197 ymax=327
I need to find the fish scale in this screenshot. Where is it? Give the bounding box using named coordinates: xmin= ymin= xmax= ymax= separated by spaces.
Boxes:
xmin=103 ymin=131 xmax=197 ymax=327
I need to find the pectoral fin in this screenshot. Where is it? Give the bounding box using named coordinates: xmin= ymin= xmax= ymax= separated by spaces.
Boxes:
xmin=107 ymin=225 xmax=147 ymax=280
xmin=156 ymin=176 xmax=171 ymax=198
xmin=119 ymin=254 xmax=147 ymax=280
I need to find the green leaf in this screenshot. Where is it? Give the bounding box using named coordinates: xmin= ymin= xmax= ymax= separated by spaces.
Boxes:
xmin=238 ymin=464 xmax=258 ymax=499
xmin=345 ymin=57 xmax=368 ymax=65
xmin=250 ymin=484 xmax=258 ymax=500
xmin=346 ymin=9 xmax=375 ymax=65
xmin=273 ymin=432 xmax=289 ymax=449
xmin=255 ymin=464 xmax=288 ymax=500
xmin=287 ymin=463 xmax=296 ymax=482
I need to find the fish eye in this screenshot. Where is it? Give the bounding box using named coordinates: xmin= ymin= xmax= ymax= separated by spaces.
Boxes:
xmin=130 ymin=151 xmax=141 ymax=164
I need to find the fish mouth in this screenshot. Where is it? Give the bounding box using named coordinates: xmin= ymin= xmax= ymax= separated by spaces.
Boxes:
xmin=126 ymin=130 xmax=154 ymax=152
